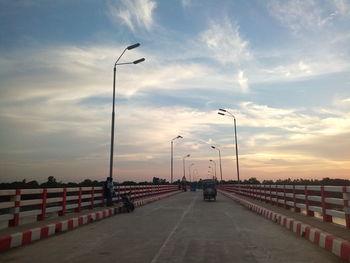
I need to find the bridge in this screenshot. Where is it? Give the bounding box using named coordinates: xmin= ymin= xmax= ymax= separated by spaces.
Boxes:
xmin=0 ymin=184 xmax=349 ymax=262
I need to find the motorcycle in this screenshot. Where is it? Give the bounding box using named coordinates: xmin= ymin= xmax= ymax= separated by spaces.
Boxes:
xmin=121 ymin=193 xmax=135 ymax=212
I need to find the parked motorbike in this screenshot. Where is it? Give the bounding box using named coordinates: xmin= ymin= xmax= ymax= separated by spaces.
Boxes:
xmin=121 ymin=193 xmax=135 ymax=212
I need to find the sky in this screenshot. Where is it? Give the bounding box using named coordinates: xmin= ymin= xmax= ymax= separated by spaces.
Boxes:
xmin=1 ymin=0 xmax=350 ymax=183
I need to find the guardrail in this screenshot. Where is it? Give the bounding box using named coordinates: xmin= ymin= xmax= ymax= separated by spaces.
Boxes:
xmin=0 ymin=185 xmax=178 ymax=228
xmin=219 ymin=184 xmax=350 ymax=229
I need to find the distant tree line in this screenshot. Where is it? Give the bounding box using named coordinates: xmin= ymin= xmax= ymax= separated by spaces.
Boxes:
xmin=0 ymin=176 xmax=172 ymax=190
xmin=221 ymin=177 xmax=350 ymax=186
xmin=1 ymin=176 xmax=350 ymax=190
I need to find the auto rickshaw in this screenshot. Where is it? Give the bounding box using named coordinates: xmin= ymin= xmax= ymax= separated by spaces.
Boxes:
xmin=202 ymin=179 xmax=217 ymax=201
xmin=190 ymin=182 xmax=197 ymax=191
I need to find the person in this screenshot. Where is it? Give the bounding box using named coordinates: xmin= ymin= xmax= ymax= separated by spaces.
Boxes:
xmin=121 ymin=191 xmax=135 ymax=212
xmin=104 ymin=177 xmax=114 ymax=206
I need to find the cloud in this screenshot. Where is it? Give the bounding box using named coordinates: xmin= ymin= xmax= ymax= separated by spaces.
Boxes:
xmin=199 ymin=16 xmax=252 ymax=65
xmin=181 ymin=0 xmax=192 ymax=8
xmin=270 ymin=132 xmax=350 ymax=161
xmin=332 ymin=0 xmax=350 ymax=16
xmin=213 ymin=101 xmax=350 ymax=180
xmin=267 ymin=0 xmax=329 ymax=33
xmin=2 ymin=82 xmax=350 ymax=182
xmin=1 ymin=1 xmax=350 ymax=183
xmin=227 ymin=101 xmax=350 ymax=162
xmin=256 ymin=54 xmax=350 ymax=84
xmin=0 ymin=44 xmax=218 ymax=103
xmin=266 ymin=0 xmax=350 ymax=34
xmin=108 ymin=0 xmax=157 ymax=32
xmin=236 ymin=70 xmax=249 ymax=93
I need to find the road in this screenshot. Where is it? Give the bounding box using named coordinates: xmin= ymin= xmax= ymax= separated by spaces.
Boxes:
xmin=0 ymin=191 xmax=343 ymax=263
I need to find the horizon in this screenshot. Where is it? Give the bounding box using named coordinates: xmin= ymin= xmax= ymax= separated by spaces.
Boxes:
xmin=1 ymin=0 xmax=350 ymax=184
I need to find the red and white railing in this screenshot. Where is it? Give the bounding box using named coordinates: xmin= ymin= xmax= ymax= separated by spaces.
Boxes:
xmin=0 ymin=185 xmax=178 ymax=228
xmin=219 ymin=184 xmax=350 ymax=229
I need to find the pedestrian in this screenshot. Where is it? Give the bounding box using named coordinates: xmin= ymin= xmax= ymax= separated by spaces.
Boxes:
xmin=104 ymin=177 xmax=114 ymax=206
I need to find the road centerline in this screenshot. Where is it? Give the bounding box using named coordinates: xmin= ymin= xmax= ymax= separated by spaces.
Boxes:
xmin=150 ymin=193 xmax=198 ymax=263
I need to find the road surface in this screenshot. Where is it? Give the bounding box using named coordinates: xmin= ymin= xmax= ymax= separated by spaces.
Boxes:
xmin=0 ymin=191 xmax=343 ymax=263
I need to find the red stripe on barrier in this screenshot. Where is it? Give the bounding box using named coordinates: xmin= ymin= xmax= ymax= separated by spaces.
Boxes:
xmin=325 ymin=235 xmax=335 ymax=251
xmin=55 ymin=222 xmax=62 ymax=232
xmin=283 ymin=217 xmax=287 ymax=227
xmin=314 ymin=231 xmax=321 ymax=244
xmin=0 ymin=235 xmax=11 ymax=252
xmin=305 ymin=226 xmax=311 ymax=239
xmin=68 ymin=219 xmax=74 ymax=229
xmin=40 ymin=226 xmax=49 ymax=238
xmin=22 ymin=231 xmax=32 ymax=245
xmin=289 ymin=220 xmax=294 ymax=231
xmin=0 ymin=191 xmax=180 ymax=252
xmin=296 ymin=223 xmax=301 ymax=235
xmin=219 ymin=189 xmax=350 ymax=262
xmin=340 ymin=242 xmax=350 ymax=260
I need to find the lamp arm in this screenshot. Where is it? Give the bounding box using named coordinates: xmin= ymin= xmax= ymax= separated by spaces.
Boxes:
xmin=114 ymin=48 xmax=128 ymax=66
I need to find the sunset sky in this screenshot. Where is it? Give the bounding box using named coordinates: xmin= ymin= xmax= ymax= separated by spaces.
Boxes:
xmin=1 ymin=0 xmax=350 ymax=183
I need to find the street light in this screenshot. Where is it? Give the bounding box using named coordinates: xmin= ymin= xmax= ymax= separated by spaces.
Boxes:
xmin=209 ymin=166 xmax=214 ymax=177
xmin=189 ymin=163 xmax=194 ymax=182
xmin=211 ymin=146 xmax=223 ymax=182
xmin=171 ymin=135 xmax=183 ymax=183
xmin=182 ymin=154 xmax=190 ymax=180
xmin=209 ymin=159 xmax=217 ymax=180
xmin=218 ymin=108 xmax=240 ymax=183
xmin=192 ymin=169 xmax=198 ymax=182
xmin=109 ymin=43 xmax=145 ymax=181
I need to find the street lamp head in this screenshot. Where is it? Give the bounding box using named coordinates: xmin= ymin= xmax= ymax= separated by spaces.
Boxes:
xmin=187 ymin=154 xmax=191 ymax=157
xmin=127 ymin=43 xmax=140 ymax=50
xmin=177 ymin=135 xmax=183 ymax=139
xmin=210 ymin=159 xmax=213 ymax=162
xmin=133 ymin=58 xmax=145 ymax=64
xmin=218 ymin=112 xmax=225 ymax=116
xmin=219 ymin=108 xmax=227 ymax=112
xmin=211 ymin=146 xmax=216 ymax=149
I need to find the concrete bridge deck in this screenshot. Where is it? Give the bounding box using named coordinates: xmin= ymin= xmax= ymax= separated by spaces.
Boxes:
xmin=0 ymin=191 xmax=343 ymax=263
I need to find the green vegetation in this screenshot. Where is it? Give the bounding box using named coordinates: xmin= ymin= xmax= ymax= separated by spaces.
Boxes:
xmin=0 ymin=176 xmax=171 ymax=189
xmin=1 ymin=176 xmax=350 ymax=190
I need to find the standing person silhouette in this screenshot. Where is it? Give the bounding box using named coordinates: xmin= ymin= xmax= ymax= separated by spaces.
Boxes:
xmin=104 ymin=177 xmax=114 ymax=206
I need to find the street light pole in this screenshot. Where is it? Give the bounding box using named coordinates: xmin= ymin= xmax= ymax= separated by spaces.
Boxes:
xmin=192 ymin=169 xmax=198 ymax=182
xmin=189 ymin=163 xmax=194 ymax=182
xmin=210 ymin=159 xmax=217 ymax=180
xmin=211 ymin=146 xmax=223 ymax=182
xmin=109 ymin=43 xmax=145 ymax=181
xmin=182 ymin=154 xmax=190 ymax=180
xmin=171 ymin=135 xmax=183 ymax=183
xmin=218 ymin=109 xmax=240 ymax=183
xmin=209 ymin=166 xmax=214 ymax=177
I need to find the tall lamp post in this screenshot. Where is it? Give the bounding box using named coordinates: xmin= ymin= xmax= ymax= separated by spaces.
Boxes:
xmin=183 ymin=154 xmax=190 ymax=180
xmin=192 ymin=169 xmax=198 ymax=182
xmin=209 ymin=166 xmax=214 ymax=178
xmin=109 ymin=43 xmax=145 ymax=181
xmin=211 ymin=146 xmax=223 ymax=182
xmin=209 ymin=159 xmax=217 ymax=180
xmin=189 ymin=163 xmax=194 ymax=182
xmin=171 ymin=135 xmax=183 ymax=183
xmin=218 ymin=109 xmax=240 ymax=183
